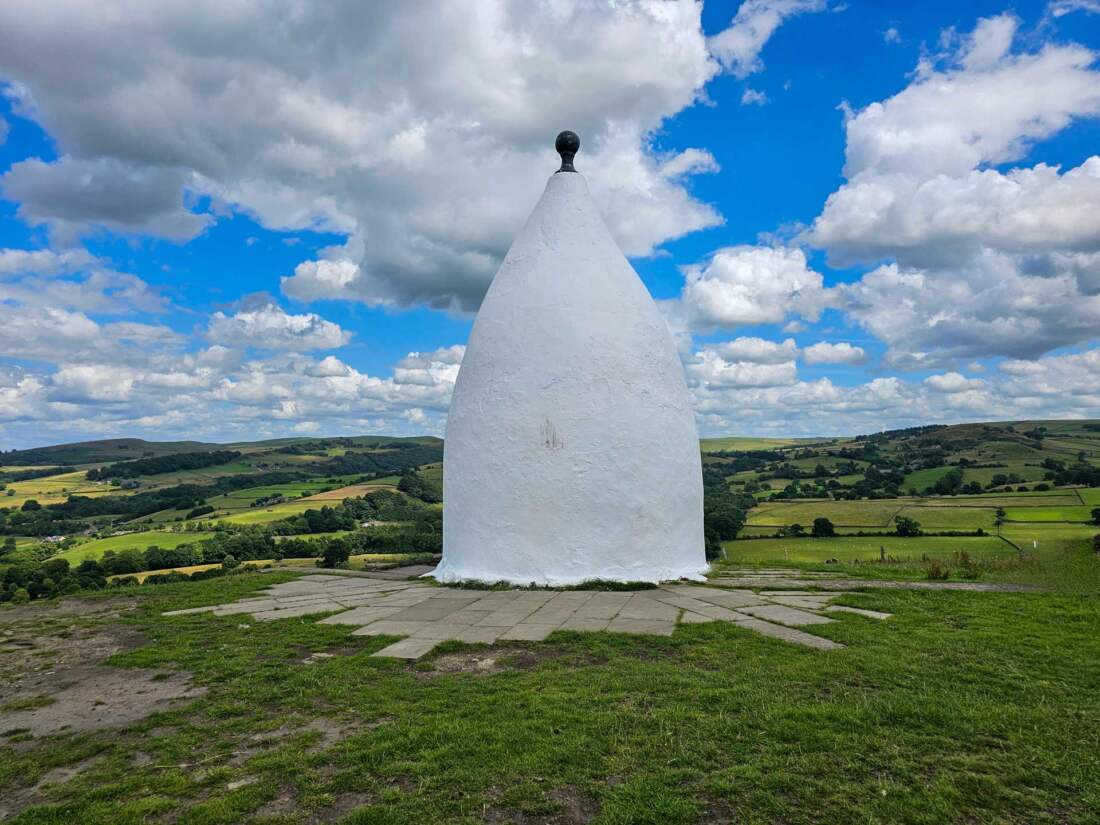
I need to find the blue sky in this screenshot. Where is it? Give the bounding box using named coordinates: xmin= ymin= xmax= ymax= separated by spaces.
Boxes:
xmin=0 ymin=0 xmax=1098 ymax=449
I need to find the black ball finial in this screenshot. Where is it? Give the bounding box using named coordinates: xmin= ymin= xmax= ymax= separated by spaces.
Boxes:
xmin=555 ymin=130 xmax=580 ymax=173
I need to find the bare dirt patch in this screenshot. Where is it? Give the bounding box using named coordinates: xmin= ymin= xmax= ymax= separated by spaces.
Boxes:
xmin=482 ymin=785 xmax=600 ymax=824
xmin=0 ymin=617 xmax=205 ymax=740
xmin=2 ymin=664 xmax=206 ymax=738
xmin=414 ymin=645 xmax=581 ymax=678
xmin=0 ymin=595 xmax=138 ymax=623
xmin=1 ymin=623 xmax=147 ymax=691
xmin=251 ymin=789 xmax=376 ymax=823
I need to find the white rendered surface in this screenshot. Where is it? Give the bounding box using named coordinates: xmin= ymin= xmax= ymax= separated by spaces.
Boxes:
xmin=436 ymin=171 xmax=705 ymax=585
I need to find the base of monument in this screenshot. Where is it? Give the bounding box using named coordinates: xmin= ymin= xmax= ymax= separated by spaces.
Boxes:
xmin=425 ymin=561 xmax=709 ymax=587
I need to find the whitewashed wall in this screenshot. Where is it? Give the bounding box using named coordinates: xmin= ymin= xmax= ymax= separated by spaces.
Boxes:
xmin=435 ymin=171 xmax=705 ymax=585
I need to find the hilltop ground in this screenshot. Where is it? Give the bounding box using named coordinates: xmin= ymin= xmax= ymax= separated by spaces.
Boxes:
xmin=1 ymin=420 xmax=1098 ymax=822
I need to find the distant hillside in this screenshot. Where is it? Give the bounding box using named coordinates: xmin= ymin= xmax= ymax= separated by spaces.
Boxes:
xmin=0 ymin=434 xmax=444 ymax=467
xmin=0 ymin=438 xmax=217 ymax=466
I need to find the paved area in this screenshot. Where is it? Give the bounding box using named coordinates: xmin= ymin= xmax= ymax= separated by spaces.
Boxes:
xmin=164 ymin=570 xmax=892 ymax=658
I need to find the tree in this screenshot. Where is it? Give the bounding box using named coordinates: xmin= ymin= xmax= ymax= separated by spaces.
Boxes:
xmin=21 ymin=499 xmax=41 ymax=511
xmin=1091 ymin=508 xmax=1100 ymax=526
xmin=0 ymin=536 xmax=15 ymax=558
xmin=704 ymin=527 xmax=724 ymax=562
xmin=895 ymin=516 xmax=922 ymax=537
xmin=320 ymin=540 xmax=351 ymax=569
xmin=811 ymin=517 xmax=836 ymax=538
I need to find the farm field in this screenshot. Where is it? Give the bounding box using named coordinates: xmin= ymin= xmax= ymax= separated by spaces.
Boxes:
xmin=302 ymin=478 xmax=400 ymax=501
xmin=893 ymin=504 xmax=996 ymax=530
xmin=56 ymin=530 xmax=214 ymax=563
xmin=724 ymin=534 xmax=1011 ymax=565
xmin=1002 ymin=505 xmax=1095 ymax=523
xmin=747 ymin=500 xmax=903 ymax=528
xmin=746 ymin=491 xmax=1094 ymax=535
xmin=214 ymin=501 xmax=325 ymax=525
xmin=700 ymin=435 xmax=834 ymax=452
xmin=1 ymin=471 xmax=115 ymax=507
xmin=1079 ymin=487 xmax=1100 ymax=505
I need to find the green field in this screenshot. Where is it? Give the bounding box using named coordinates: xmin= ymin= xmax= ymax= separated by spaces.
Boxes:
xmin=724 ymin=534 xmax=1011 ymax=565
xmin=746 ymin=491 xmax=1096 ymax=535
xmin=1080 ymin=488 xmax=1100 ymax=506
xmin=901 ymin=466 xmax=955 ymax=490
xmin=700 ymin=436 xmax=834 ymax=452
xmin=895 ymin=505 xmax=997 ymax=530
xmin=214 ymin=501 xmax=327 ymax=525
xmin=1 ymin=471 xmax=116 ymax=507
xmin=56 ymin=531 xmax=213 ymax=563
xmin=747 ymin=500 xmax=903 ymax=528
xmin=1002 ymin=505 xmax=1095 ymax=523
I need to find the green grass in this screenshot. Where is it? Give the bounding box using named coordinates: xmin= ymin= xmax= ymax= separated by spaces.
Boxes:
xmin=901 ymin=466 xmax=955 ymax=491
xmin=700 ymin=436 xmax=834 ymax=452
xmin=723 ymin=534 xmax=1010 ymax=565
xmin=1002 ymin=505 xmax=1096 ymax=523
xmin=895 ymin=505 xmax=996 ymax=530
xmin=748 ymin=500 xmax=903 ymax=529
xmin=213 ymin=501 xmax=325 ymax=525
xmin=56 ymin=531 xmax=214 ymax=563
xmin=0 ymin=471 xmax=117 ymax=507
xmin=2 ymin=555 xmax=1099 ymax=823
xmin=1079 ymin=488 xmax=1100 ymax=506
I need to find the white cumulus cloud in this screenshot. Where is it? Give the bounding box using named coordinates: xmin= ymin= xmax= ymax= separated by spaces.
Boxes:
xmin=802 ymin=341 xmax=868 ymax=364
xmin=206 ymin=303 xmax=351 ymax=351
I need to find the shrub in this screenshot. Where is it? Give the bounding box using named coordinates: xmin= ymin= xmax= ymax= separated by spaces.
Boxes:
xmin=895 ymin=516 xmax=922 ymax=537
xmin=704 ymin=527 xmax=724 ymax=562
xmin=925 ymin=559 xmax=949 ymax=580
xmin=320 ymin=540 xmax=351 ymax=569
xmin=954 ymin=552 xmax=980 ymax=580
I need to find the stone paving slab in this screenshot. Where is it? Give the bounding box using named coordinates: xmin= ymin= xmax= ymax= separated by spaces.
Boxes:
xmin=164 ymin=568 xmax=924 ymax=657
xmin=735 ymin=604 xmax=834 ymax=627
xmin=735 ymin=619 xmax=844 ymax=650
xmin=372 ymin=638 xmax=442 ymax=659
xmin=606 ymin=618 xmax=676 ymax=636
xmin=825 ymin=605 xmax=892 ymax=620
xmin=499 ymin=623 xmax=561 ymax=641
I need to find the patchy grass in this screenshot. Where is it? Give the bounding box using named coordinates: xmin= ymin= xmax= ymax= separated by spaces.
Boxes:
xmin=0 ymin=695 xmax=56 ymax=713
xmin=1 ymin=560 xmax=1098 ymax=823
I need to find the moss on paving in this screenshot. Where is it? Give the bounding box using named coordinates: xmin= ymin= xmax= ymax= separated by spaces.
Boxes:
xmin=2 ymin=556 xmax=1099 ymax=823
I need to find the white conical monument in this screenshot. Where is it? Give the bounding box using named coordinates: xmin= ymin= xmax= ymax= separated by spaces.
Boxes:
xmin=434 ymin=131 xmax=705 ymax=585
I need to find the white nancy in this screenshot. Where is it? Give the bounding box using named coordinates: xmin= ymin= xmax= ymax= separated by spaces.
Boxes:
xmin=437 ymin=161 xmax=706 ymax=586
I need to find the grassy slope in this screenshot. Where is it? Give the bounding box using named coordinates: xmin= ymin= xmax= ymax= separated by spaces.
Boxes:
xmin=1 ymin=471 xmax=117 ymax=507
xmin=700 ymin=436 xmax=835 ymax=453
xmin=2 ymin=559 xmax=1099 ymax=823
xmin=56 ymin=531 xmax=213 ymax=563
